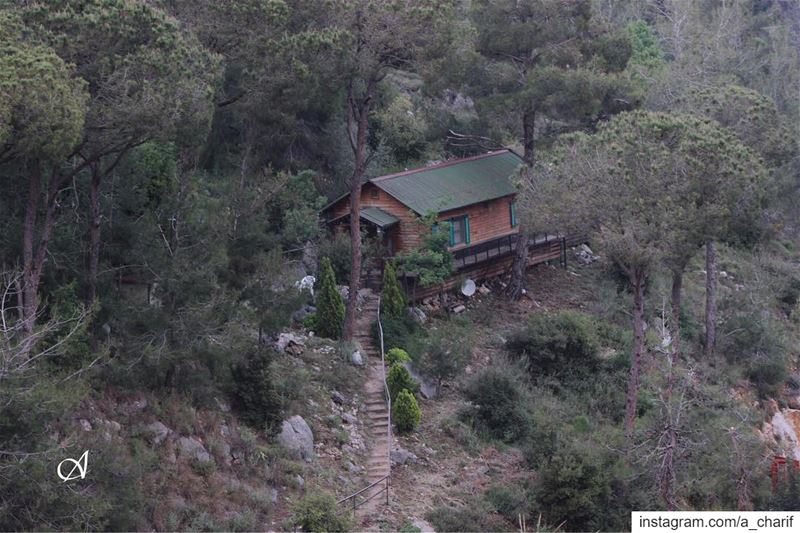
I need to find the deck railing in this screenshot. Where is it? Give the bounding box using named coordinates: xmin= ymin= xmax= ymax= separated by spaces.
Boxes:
xmin=336 ymin=296 xmax=391 ymax=517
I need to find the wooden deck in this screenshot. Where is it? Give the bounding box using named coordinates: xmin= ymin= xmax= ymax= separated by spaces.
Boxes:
xmin=402 ymin=233 xmax=585 ymax=301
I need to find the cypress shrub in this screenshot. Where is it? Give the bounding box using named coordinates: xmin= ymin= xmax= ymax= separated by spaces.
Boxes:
xmin=393 ymin=389 xmax=421 ymax=434
xmin=381 ymin=261 xmax=406 ymax=318
xmin=386 ymin=347 xmax=411 ymax=366
xmin=387 ymin=362 xmax=419 ymax=400
xmin=316 ymin=257 xmax=344 ymax=339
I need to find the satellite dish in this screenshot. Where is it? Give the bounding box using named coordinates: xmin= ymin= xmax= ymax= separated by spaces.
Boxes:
xmin=461 ymin=278 xmax=476 ymax=297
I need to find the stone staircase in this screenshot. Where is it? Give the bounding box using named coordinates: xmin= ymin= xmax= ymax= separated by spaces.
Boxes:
xmin=354 ymin=293 xmax=391 ymax=517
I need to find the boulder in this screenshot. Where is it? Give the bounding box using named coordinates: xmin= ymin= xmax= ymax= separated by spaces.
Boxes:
xmin=277 ymin=415 xmax=314 ymax=460
xmin=177 ymin=436 xmax=212 ymax=464
xmin=390 ymin=447 xmax=419 ymax=466
xmin=452 ymin=304 xmax=466 ymax=314
xmin=351 ymin=350 xmax=364 ymax=366
xmin=78 ymin=419 xmax=92 ymax=432
xmin=291 ymin=305 xmax=317 ymax=323
xmin=331 ymin=391 xmax=346 ymax=405
xmin=404 ymin=363 xmax=438 ymax=399
xmin=407 ymin=306 xmax=427 ymax=324
xmin=276 ymin=332 xmax=306 ymax=354
xmin=478 ymin=285 xmax=491 ymax=295
xmin=342 ymin=412 xmax=357 ymax=425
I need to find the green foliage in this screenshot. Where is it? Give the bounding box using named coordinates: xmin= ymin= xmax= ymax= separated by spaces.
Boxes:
xmin=381 ymin=261 xmax=407 ymax=319
xmin=778 ymin=276 xmax=800 ymax=317
xmin=386 ymin=347 xmax=412 ymax=366
xmin=393 ymin=388 xmax=421 ymax=434
xmin=301 ymin=312 xmax=318 ymax=331
xmin=315 ymin=257 xmax=345 ymax=339
xmin=463 ymin=364 xmax=529 ymax=443
xmin=626 ymin=21 xmax=665 ymax=78
xmin=418 ymin=324 xmax=470 ymax=392
xmin=230 ymin=349 xmax=282 ymax=432
xmin=395 ymin=213 xmax=454 ymax=288
xmin=426 ymin=497 xmax=511 ymax=532
xmin=506 ymin=310 xmax=601 ymax=381
xmin=373 ymin=314 xmax=421 ymax=355
xmin=317 ymin=232 xmax=352 ymax=284
xmin=387 ymin=362 xmax=419 ymax=401
xmin=485 ymin=484 xmax=530 ymax=524
xmin=747 ymin=356 xmax=788 ymax=399
xmin=272 ymin=170 xmax=327 ymax=246
xmin=290 ymin=492 xmax=351 ymax=532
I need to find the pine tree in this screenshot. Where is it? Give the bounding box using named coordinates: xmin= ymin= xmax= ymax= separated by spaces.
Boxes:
xmin=381 ymin=261 xmax=406 ymax=319
xmin=316 ymin=257 xmax=345 ymax=339
xmin=393 ymin=389 xmax=421 ymax=434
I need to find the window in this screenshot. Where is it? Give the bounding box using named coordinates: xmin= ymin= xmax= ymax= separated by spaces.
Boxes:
xmin=448 ymin=215 xmax=470 ymax=246
xmin=510 ymin=201 xmax=518 ymax=228
xmin=370 ymin=188 xmax=379 ymax=199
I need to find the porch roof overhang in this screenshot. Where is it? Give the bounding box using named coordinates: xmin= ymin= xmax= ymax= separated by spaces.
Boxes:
xmin=328 ymin=206 xmax=399 ymax=229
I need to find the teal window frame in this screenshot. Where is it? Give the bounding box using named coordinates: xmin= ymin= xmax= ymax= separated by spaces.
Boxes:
xmin=510 ymin=200 xmax=518 ymax=228
xmin=448 ymin=215 xmax=470 ymax=246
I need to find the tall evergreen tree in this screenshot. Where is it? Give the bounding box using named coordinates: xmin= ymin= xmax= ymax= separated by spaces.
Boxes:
xmin=316 ymin=256 xmax=345 ymax=339
xmin=381 ymin=261 xmax=406 ymax=319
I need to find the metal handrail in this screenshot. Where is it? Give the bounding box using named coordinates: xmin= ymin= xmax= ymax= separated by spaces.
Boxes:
xmin=335 ymin=295 xmax=391 ymax=517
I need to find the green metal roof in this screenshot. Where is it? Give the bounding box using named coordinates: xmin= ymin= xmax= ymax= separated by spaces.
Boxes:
xmin=360 ymin=207 xmax=399 ymax=228
xmin=370 ymin=150 xmax=523 ymax=214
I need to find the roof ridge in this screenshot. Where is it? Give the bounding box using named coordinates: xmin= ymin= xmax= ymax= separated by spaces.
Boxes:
xmin=369 ymin=150 xmax=510 ymax=183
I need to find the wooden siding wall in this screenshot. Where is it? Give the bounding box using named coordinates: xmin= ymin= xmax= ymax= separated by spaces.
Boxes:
xmin=326 ymin=183 xmax=518 ymax=255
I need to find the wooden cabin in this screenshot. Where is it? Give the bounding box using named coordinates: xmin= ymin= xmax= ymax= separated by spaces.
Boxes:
xmin=321 ymin=150 xmax=570 ymax=299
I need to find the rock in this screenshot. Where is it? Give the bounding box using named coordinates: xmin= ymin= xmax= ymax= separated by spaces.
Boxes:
xmin=452 ymin=304 xmax=466 ymax=314
xmin=291 ymin=305 xmax=317 ymax=323
xmin=404 ymin=363 xmax=438 ymax=399
xmin=342 ymin=412 xmax=357 ymax=425
xmin=478 ymin=285 xmax=491 ymax=295
xmin=350 ymin=349 xmax=364 ymax=366
xmin=177 ymin=436 xmax=212 ymax=464
xmin=143 ymin=421 xmax=172 ymax=445
xmin=390 ymin=448 xmax=419 ymax=466
xmin=294 ymin=275 xmax=316 ymax=296
xmin=407 ymin=306 xmax=427 ymax=324
xmin=93 ymin=418 xmax=120 ymax=433
xmin=331 ymin=391 xmax=346 ymax=405
xmin=295 ymin=475 xmax=305 ymax=489
xmin=345 ymin=460 xmax=361 ymax=473
xmin=276 ymin=332 xmax=306 ymax=354
xmin=79 ymin=419 xmax=92 ymax=432
xmin=120 ymin=398 xmax=148 ymax=415
xmin=302 ymin=241 xmax=317 ymax=275
xmin=270 ymin=488 xmax=279 ymax=504
xmin=277 ymin=415 xmax=314 ymax=460
xmin=215 ymin=397 xmax=231 ymax=413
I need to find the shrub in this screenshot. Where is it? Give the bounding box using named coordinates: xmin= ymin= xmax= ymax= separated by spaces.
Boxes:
xmin=386 ymin=347 xmax=411 ymax=366
xmin=230 ymin=349 xmax=282 ymax=432
xmin=778 ymin=276 xmax=800 ymax=317
xmin=485 ymin=484 xmax=530 ymax=523
xmin=301 ymin=312 xmax=317 ymax=331
xmin=748 ymin=355 xmax=788 ymax=398
xmin=316 ymin=257 xmax=345 ymax=339
xmin=387 ymin=362 xmax=419 ymax=400
xmin=317 ymin=232 xmax=351 ymax=284
xmin=426 ymin=497 xmax=509 ymax=532
xmin=419 ymin=328 xmax=470 ymax=394
xmin=291 ymin=492 xmax=351 ymax=532
xmin=373 ymin=314 xmax=420 ymax=354
xmin=506 ymin=310 xmax=600 ymax=381
xmin=393 ymin=389 xmax=421 ymax=434
xmin=381 ymin=261 xmax=407 ymax=318
xmin=463 ymin=365 xmax=529 ymax=443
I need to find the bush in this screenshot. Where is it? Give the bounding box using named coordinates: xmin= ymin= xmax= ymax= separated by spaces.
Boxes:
xmin=301 ymin=312 xmax=318 ymax=331
xmin=419 ymin=328 xmax=470 ymax=394
xmin=485 ymin=484 xmax=530 ymax=523
xmin=381 ymin=261 xmax=407 ymax=318
xmin=230 ymin=349 xmax=282 ymax=432
xmin=387 ymin=362 xmax=419 ymax=400
xmin=374 ymin=314 xmax=420 ymax=354
xmin=506 ymin=311 xmax=600 ymax=381
xmin=463 ymin=365 xmax=529 ymax=443
xmin=386 ymin=347 xmax=411 ymax=366
xmin=316 ymin=257 xmax=345 ymax=339
xmin=317 ymin=232 xmax=351 ymax=284
xmin=748 ymin=355 xmax=788 ymax=398
xmin=291 ymin=492 xmax=351 ymax=532
xmin=393 ymin=389 xmax=421 ymax=434
xmin=426 ymin=497 xmax=511 ymax=532
xmin=778 ymin=276 xmax=800 ymax=317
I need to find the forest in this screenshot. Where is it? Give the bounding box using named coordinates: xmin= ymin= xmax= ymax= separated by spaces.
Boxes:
xmin=1 ymin=0 xmax=799 ymax=531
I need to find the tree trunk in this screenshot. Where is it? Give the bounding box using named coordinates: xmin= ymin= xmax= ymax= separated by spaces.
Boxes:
xmin=624 ymin=270 xmax=646 ymax=438
xmin=660 ymin=423 xmax=678 ymax=510
xmin=522 ymin=109 xmax=535 ymax=165
xmin=342 ymin=91 xmax=372 ymax=342
xmin=21 ymin=162 xmax=42 ymax=334
xmin=505 ymin=233 xmax=529 ymax=300
xmin=87 ymin=163 xmax=102 ymax=307
xmin=705 ymin=240 xmax=717 ymax=358
xmin=670 ymin=269 xmax=683 ymax=362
